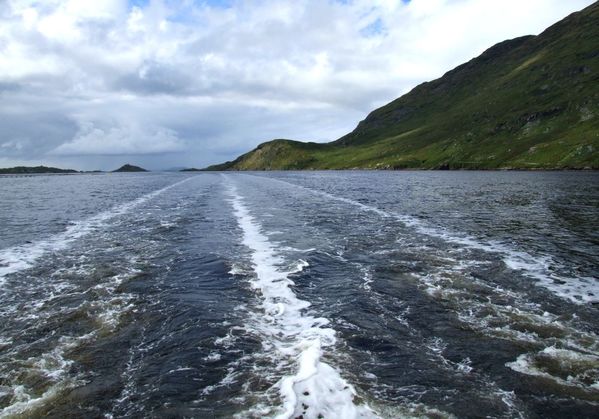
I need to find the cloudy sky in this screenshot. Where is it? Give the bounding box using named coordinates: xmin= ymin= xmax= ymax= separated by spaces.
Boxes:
xmin=0 ymin=0 xmax=593 ymax=170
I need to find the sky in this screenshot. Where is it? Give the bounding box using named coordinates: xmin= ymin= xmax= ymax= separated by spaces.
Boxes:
xmin=0 ymin=0 xmax=594 ymax=170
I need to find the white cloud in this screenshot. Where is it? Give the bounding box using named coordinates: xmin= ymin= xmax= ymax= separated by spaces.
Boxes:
xmin=0 ymin=0 xmax=594 ymax=169
xmin=52 ymin=121 xmax=186 ymax=155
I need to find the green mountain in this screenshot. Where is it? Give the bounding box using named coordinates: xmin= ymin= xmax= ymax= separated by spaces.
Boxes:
xmin=0 ymin=166 xmax=78 ymax=174
xmin=207 ymin=2 xmax=599 ymax=170
xmin=113 ymin=164 xmax=148 ymax=172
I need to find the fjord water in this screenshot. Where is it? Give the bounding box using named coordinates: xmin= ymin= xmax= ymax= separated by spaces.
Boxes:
xmin=0 ymin=171 xmax=597 ymax=418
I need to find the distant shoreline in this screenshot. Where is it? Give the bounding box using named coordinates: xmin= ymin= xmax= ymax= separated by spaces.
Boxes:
xmin=1 ymin=166 xmax=597 ymax=176
xmin=0 ymin=164 xmax=149 ymax=175
xmin=0 ymin=172 xmax=102 ymax=177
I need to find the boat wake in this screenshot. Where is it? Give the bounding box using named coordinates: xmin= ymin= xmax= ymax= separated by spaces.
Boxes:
xmin=244 ymin=174 xmax=598 ymax=305
xmin=0 ymin=177 xmax=195 ymax=286
xmin=225 ymin=178 xmax=376 ymax=419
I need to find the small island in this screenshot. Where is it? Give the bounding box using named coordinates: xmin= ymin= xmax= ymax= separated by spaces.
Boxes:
xmin=112 ymin=164 xmax=148 ymax=173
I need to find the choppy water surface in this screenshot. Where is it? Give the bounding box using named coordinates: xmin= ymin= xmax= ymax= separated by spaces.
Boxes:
xmin=0 ymin=171 xmax=597 ymax=418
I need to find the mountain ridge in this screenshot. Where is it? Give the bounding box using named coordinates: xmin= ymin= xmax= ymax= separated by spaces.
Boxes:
xmin=205 ymin=2 xmax=599 ymax=171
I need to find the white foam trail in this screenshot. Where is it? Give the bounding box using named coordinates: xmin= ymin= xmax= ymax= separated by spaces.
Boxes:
xmin=239 ymin=175 xmax=598 ymax=305
xmin=225 ymin=178 xmax=376 ymax=419
xmin=0 ymin=176 xmax=195 ymax=285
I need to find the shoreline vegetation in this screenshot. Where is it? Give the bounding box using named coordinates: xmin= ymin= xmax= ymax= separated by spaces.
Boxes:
xmin=204 ymin=3 xmax=598 ymax=171
xmin=0 ymin=166 xmax=80 ymax=175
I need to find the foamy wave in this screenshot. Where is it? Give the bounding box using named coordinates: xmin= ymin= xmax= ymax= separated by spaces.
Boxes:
xmin=0 ymin=333 xmax=92 ymax=417
xmin=407 ymin=224 xmax=598 ymax=304
xmin=507 ymin=346 xmax=599 ymax=391
xmin=287 ymin=259 xmax=309 ymax=275
xmin=413 ymin=263 xmax=599 ymax=392
xmin=90 ymin=271 xmax=138 ymax=332
xmin=225 ymin=178 xmax=376 ymax=418
xmin=0 ymin=177 xmax=194 ymax=285
xmin=0 ymin=264 xmax=144 ymax=417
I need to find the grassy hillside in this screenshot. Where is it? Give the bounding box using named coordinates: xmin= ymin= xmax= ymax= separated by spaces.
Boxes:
xmin=206 ymin=2 xmax=599 ymax=170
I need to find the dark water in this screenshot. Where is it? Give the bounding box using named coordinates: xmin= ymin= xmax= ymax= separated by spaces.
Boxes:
xmin=0 ymin=171 xmax=598 ymax=418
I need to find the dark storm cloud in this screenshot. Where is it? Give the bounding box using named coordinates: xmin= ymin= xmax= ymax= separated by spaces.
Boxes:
xmin=0 ymin=82 xmax=22 ymax=93
xmin=113 ymin=61 xmax=193 ymax=95
xmin=0 ymin=109 xmax=77 ymax=158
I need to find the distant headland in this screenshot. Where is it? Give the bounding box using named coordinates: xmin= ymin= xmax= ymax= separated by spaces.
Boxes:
xmin=0 ymin=166 xmax=78 ymax=175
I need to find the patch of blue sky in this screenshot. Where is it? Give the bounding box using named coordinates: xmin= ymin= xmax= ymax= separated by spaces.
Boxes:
xmin=129 ymin=0 xmax=409 ymax=8
xmin=192 ymin=0 xmax=235 ymax=8
xmin=360 ymin=17 xmax=386 ymax=37
xmin=128 ymin=0 xmax=149 ymax=9
xmin=128 ymin=0 xmax=234 ymax=11
xmin=126 ymin=0 xmax=234 ymax=26
xmin=335 ymin=0 xmax=410 ymax=3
